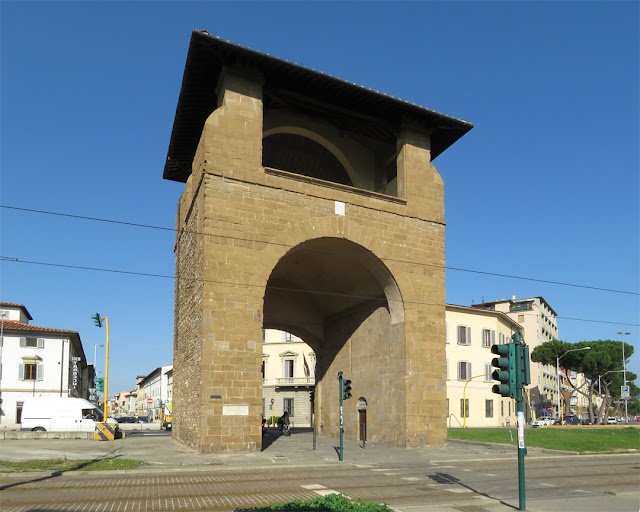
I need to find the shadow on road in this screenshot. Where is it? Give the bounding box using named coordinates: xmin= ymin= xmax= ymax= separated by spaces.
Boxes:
xmin=427 ymin=472 xmax=518 ymax=510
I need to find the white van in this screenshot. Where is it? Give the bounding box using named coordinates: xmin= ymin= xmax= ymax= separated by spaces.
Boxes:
xmin=21 ymin=397 xmax=118 ymax=432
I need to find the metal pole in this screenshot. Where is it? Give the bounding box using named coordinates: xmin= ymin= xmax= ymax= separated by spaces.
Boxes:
xmin=103 ymin=317 xmax=110 ymax=421
xmin=338 ymin=371 xmax=343 ymax=462
xmin=311 ymin=392 xmax=316 ymax=450
xmin=618 ymin=332 xmax=630 ymax=423
xmin=556 ymin=355 xmax=561 ymax=421
xmin=513 ymin=332 xmax=526 ymax=511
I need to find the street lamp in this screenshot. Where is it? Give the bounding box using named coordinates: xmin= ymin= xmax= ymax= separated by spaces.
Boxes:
xmin=94 ymin=344 xmax=104 ymax=367
xmin=557 ymin=346 xmax=591 ymax=422
xmin=618 ymin=332 xmax=631 ymax=424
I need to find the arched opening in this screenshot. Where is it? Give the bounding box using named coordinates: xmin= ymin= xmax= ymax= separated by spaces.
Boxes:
xmin=263 ymin=133 xmax=353 ymax=186
xmin=262 ymin=237 xmax=406 ymax=446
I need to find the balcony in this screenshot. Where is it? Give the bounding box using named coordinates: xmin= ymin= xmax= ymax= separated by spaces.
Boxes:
xmin=263 ymin=377 xmax=315 ymax=387
xmin=509 ymin=303 xmax=533 ymax=312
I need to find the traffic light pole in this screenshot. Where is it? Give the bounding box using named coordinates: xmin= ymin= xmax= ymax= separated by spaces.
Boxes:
xmin=513 ymin=332 xmax=526 ymax=511
xmin=338 ymin=371 xmax=344 ymax=461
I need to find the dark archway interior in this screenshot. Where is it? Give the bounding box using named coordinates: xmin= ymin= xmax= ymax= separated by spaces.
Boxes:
xmin=263 ymin=238 xmax=388 ymax=352
xmin=263 ymin=134 xmax=353 ymax=186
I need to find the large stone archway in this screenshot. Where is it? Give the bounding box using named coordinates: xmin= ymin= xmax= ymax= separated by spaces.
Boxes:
xmin=263 ymin=237 xmax=406 ymax=445
xmin=165 ymin=32 xmax=471 ymax=454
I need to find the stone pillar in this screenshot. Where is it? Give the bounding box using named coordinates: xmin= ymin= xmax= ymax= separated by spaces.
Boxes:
xmin=174 ymin=67 xmax=265 ymax=453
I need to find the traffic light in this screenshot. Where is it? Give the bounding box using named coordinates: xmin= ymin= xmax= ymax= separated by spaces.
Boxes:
xmin=342 ymin=379 xmax=352 ymax=400
xmin=90 ymin=313 xmax=102 ymax=328
xmin=520 ymin=344 xmax=531 ymax=387
xmin=491 ymin=343 xmax=516 ymax=398
xmin=95 ymin=378 xmax=104 ymax=392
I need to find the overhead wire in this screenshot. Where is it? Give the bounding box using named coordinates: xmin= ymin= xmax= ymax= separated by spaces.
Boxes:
xmin=1 ymin=255 xmax=638 ymax=327
xmin=2 ymin=204 xmax=638 ymax=297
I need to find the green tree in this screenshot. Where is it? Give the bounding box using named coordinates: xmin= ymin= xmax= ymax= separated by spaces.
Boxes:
xmin=530 ymin=340 xmax=636 ymax=424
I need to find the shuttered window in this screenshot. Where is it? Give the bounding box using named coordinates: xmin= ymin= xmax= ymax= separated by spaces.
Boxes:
xmin=19 ymin=337 xmax=44 ymax=348
xmin=457 ymin=326 xmax=471 ymax=345
xmin=19 ymin=363 xmax=43 ymax=381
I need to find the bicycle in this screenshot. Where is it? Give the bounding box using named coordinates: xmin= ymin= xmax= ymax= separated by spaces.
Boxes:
xmin=282 ymin=423 xmax=290 ymax=436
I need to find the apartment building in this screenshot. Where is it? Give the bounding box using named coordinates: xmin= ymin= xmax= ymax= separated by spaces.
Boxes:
xmin=0 ymin=302 xmax=92 ymax=428
xmin=137 ymin=365 xmax=172 ymax=422
xmin=445 ymin=304 xmax=521 ymax=427
xmin=262 ymin=329 xmax=315 ymax=427
xmin=471 ymin=296 xmax=560 ymax=419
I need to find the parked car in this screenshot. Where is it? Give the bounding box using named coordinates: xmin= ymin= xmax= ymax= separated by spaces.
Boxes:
xmin=137 ymin=416 xmax=150 ymax=423
xmin=532 ymin=417 xmax=554 ymax=428
xmin=606 ymin=417 xmax=618 ymax=424
xmin=553 ymin=415 xmax=580 ymax=426
xmin=116 ymin=416 xmax=137 ymax=423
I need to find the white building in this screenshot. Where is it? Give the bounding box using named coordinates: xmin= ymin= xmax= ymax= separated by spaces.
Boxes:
xmin=262 ymin=329 xmax=315 ymax=427
xmin=445 ymin=304 xmax=521 ymax=428
xmin=0 ymin=302 xmax=92 ymax=428
xmin=137 ymin=365 xmax=172 ymax=422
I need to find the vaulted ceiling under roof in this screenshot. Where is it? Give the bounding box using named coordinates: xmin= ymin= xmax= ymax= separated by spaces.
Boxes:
xmin=164 ymin=30 xmax=473 ymax=183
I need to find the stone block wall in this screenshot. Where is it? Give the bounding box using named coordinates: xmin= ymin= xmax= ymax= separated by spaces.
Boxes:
xmin=172 ymin=66 xmax=448 ymax=453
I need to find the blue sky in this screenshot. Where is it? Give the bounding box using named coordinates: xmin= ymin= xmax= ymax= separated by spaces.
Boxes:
xmin=1 ymin=1 xmax=638 ymax=397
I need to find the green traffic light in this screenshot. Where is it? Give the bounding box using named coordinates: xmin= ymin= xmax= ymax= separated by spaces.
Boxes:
xmin=491 ymin=343 xmax=516 ymax=398
xmin=342 ymin=379 xmax=352 ymax=400
xmin=90 ymin=313 xmax=102 ymax=328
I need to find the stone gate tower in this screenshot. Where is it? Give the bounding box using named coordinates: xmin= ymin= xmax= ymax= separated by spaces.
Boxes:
xmin=164 ymin=31 xmax=472 ymax=453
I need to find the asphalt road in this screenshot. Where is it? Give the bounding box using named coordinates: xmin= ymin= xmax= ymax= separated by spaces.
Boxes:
xmin=1 ymin=429 xmax=638 ymax=511
xmin=1 ymin=453 xmax=638 ymax=511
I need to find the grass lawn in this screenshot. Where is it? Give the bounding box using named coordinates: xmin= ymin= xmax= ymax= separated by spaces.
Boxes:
xmin=0 ymin=458 xmax=145 ymax=473
xmin=448 ymin=427 xmax=640 ymax=454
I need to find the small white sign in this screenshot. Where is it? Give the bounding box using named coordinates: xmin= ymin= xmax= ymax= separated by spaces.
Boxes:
xmin=621 ymin=385 xmax=630 ymax=399
xmin=335 ymin=201 xmax=345 ymax=216
xmin=222 ymin=404 xmax=249 ymax=416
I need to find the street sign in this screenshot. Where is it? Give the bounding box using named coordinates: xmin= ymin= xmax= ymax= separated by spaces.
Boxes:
xmin=147 ymin=398 xmax=153 ymax=404
xmin=621 ymin=385 xmax=630 ymax=399
xmin=271 ymin=398 xmax=274 ymax=404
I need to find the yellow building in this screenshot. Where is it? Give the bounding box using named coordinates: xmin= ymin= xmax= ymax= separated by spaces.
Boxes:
xmin=445 ymin=304 xmax=522 ymax=428
xmin=262 ymin=329 xmax=315 ymax=427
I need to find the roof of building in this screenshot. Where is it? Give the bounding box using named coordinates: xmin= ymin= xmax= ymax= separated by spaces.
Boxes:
xmin=1 ymin=320 xmax=79 ymax=335
xmin=0 ymin=302 xmax=33 ymax=320
xmin=446 ymin=303 xmax=523 ymax=331
xmin=164 ymin=30 xmax=473 ymax=182
xmin=471 ymin=296 xmax=558 ymax=317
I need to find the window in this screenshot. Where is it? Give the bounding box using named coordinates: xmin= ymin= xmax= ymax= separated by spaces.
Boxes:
xmin=460 ymin=399 xmax=469 ymax=418
xmin=482 ymin=329 xmax=495 ymax=347
xmin=485 ymin=400 xmax=494 ymax=418
xmin=261 ymin=360 xmax=266 ymax=379
xmin=20 ymin=337 xmax=44 ymax=348
xmin=484 ymin=363 xmax=493 ymax=381
xmin=16 ymin=402 xmax=24 ymax=424
xmin=285 ymin=332 xmax=292 ymax=342
xmin=20 ymin=362 xmax=43 ymax=381
xmin=284 ymin=359 xmax=294 ymax=378
xmin=501 ymin=401 xmax=504 ymax=416
xmin=457 ymin=326 xmax=471 ymax=345
xmin=458 ymin=361 xmax=471 ymax=381
xmin=518 ymin=315 xmax=524 ymax=323
xmin=284 ymin=398 xmax=294 ymax=416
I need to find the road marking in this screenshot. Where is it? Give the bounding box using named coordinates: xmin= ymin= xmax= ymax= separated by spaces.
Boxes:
xmin=539 ymin=482 xmax=557 ymax=487
xmin=301 ymin=484 xmax=346 ymax=498
xmin=446 ymin=487 xmax=472 ymax=493
xmin=402 ymin=477 xmax=425 ymax=481
xmin=484 ymin=473 xmax=498 ymax=477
